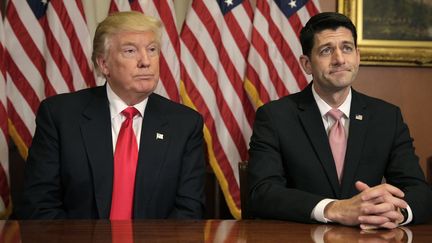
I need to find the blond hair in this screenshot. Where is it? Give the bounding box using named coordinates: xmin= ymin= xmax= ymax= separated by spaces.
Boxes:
xmin=92 ymin=11 xmax=162 ymax=72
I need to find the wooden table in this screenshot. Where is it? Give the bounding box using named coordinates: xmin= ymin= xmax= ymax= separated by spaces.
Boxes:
xmin=1 ymin=219 xmax=431 ymax=242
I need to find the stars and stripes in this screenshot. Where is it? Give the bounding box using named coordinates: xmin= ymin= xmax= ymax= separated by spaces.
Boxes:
xmin=244 ymin=0 xmax=320 ymax=107
xmin=180 ymin=0 xmax=255 ymax=219
xmin=4 ymin=0 xmax=96 ymax=159
xmin=109 ymin=0 xmax=181 ymax=102
xmin=0 ymin=10 xmax=11 ymax=219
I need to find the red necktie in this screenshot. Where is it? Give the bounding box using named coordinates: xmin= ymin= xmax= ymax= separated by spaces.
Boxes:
xmin=110 ymin=107 xmax=139 ymax=220
xmin=327 ymin=108 xmax=347 ymax=182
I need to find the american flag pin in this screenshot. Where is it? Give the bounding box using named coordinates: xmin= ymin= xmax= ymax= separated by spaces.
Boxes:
xmin=156 ymin=133 xmax=164 ymax=140
xmin=355 ymin=114 xmax=363 ymax=120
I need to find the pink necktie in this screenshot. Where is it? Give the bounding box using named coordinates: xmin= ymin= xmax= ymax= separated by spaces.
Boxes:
xmin=327 ymin=108 xmax=347 ymax=182
xmin=110 ymin=107 xmax=139 ymax=220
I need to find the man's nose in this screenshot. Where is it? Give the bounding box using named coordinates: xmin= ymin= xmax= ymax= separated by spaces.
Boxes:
xmin=331 ymin=48 xmax=345 ymax=65
xmin=137 ymin=50 xmax=151 ymax=68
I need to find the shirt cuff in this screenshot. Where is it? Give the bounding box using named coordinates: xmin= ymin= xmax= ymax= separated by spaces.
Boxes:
xmin=399 ymin=205 xmax=413 ymax=226
xmin=311 ymin=198 xmax=336 ymax=223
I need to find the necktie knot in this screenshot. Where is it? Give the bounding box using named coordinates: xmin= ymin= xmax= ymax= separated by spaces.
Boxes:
xmin=327 ymin=108 xmax=344 ymax=121
xmin=122 ymin=107 xmax=139 ymax=120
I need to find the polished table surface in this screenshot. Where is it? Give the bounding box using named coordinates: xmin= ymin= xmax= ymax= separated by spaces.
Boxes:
xmin=1 ymin=219 xmax=431 ymax=242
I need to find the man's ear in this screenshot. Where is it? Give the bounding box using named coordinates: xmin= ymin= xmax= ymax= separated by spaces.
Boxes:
xmin=299 ymin=55 xmax=312 ymax=75
xmin=96 ymin=56 xmax=109 ymax=77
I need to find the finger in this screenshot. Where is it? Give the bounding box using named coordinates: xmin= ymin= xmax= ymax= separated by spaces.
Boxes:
xmin=382 ymin=194 xmax=408 ymax=208
xmin=378 ymin=210 xmax=404 ymax=223
xmin=360 ymin=203 xmax=404 ymax=223
xmin=355 ymin=181 xmax=370 ymax=192
xmin=359 ymin=224 xmax=379 ymax=230
xmin=380 ymin=184 xmax=405 ymax=198
xmin=358 ymin=214 xmax=390 ymax=225
xmin=360 ymin=221 xmax=398 ymax=230
xmin=366 ymin=194 xmax=408 ymax=210
xmin=361 ymin=196 xmax=384 ymax=205
xmin=362 ymin=202 xmax=396 ymax=215
xmin=361 ymin=184 xmax=405 ymax=201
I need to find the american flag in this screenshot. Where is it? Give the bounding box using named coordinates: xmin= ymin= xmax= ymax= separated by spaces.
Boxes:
xmin=180 ymin=0 xmax=255 ymax=219
xmin=244 ymin=0 xmax=320 ymax=107
xmin=109 ymin=0 xmax=181 ymax=102
xmin=0 ymin=11 xmax=11 ymax=219
xmin=4 ymin=0 xmax=96 ymax=159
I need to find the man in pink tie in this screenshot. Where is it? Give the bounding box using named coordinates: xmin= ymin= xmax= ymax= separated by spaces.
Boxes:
xmin=15 ymin=12 xmax=205 ymax=220
xmin=247 ymin=12 xmax=432 ymax=229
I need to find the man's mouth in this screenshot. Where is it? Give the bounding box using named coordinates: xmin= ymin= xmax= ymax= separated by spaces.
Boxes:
xmin=134 ymin=74 xmax=154 ymax=79
xmin=330 ymin=69 xmax=349 ymax=74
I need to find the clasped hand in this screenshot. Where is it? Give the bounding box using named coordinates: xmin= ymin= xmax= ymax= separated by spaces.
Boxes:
xmin=324 ymin=181 xmax=407 ymax=229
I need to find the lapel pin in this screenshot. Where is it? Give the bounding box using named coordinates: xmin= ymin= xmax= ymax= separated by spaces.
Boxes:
xmin=156 ymin=133 xmax=164 ymax=140
xmin=355 ymin=114 xmax=363 ymax=120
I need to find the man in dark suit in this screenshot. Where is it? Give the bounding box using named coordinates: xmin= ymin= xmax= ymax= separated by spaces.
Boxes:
xmin=247 ymin=12 xmax=432 ymax=229
xmin=14 ymin=11 xmax=205 ymax=219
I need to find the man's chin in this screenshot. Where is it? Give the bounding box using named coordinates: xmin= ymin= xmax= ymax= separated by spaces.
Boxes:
xmin=135 ymin=83 xmax=158 ymax=93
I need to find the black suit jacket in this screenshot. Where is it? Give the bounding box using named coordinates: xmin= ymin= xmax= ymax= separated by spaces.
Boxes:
xmin=248 ymin=84 xmax=432 ymax=224
xmin=15 ymin=85 xmax=206 ymax=219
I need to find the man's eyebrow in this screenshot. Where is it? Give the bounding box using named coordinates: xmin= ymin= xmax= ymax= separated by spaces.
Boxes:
xmin=316 ymin=42 xmax=333 ymax=49
xmin=316 ymin=40 xmax=355 ymax=49
xmin=120 ymin=41 xmax=136 ymax=46
xmin=120 ymin=41 xmax=158 ymax=47
xmin=341 ymin=40 xmax=355 ymax=45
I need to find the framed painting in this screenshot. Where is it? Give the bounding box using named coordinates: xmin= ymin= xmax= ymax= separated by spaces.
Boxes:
xmin=338 ymin=0 xmax=432 ymax=66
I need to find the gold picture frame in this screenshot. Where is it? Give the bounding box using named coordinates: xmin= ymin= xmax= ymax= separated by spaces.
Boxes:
xmin=338 ymin=0 xmax=432 ymax=66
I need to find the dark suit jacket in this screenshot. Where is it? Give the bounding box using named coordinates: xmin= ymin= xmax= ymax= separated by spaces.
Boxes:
xmin=15 ymin=85 xmax=206 ymax=219
xmin=248 ymin=84 xmax=432 ymax=224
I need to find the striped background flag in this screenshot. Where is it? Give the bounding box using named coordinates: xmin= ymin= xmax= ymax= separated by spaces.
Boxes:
xmin=0 ymin=11 xmax=11 ymax=219
xmin=109 ymin=0 xmax=181 ymax=102
xmin=4 ymin=0 xmax=96 ymax=159
xmin=180 ymin=0 xmax=255 ymax=219
xmin=244 ymin=0 xmax=320 ymax=107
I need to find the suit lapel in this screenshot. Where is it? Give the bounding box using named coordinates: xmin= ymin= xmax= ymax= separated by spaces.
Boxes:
xmin=297 ymin=85 xmax=340 ymax=197
xmin=133 ymin=94 xmax=170 ymax=217
xmin=340 ymin=90 xmax=368 ymax=197
xmin=80 ymin=86 xmax=114 ymax=218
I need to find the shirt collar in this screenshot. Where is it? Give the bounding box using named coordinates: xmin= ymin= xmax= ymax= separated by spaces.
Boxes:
xmin=106 ymin=82 xmax=148 ymax=119
xmin=311 ymin=83 xmax=351 ymax=119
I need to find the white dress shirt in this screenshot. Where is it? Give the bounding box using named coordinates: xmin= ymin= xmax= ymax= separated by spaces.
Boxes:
xmin=309 ymin=84 xmax=412 ymax=225
xmin=106 ymin=83 xmax=148 ymax=152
